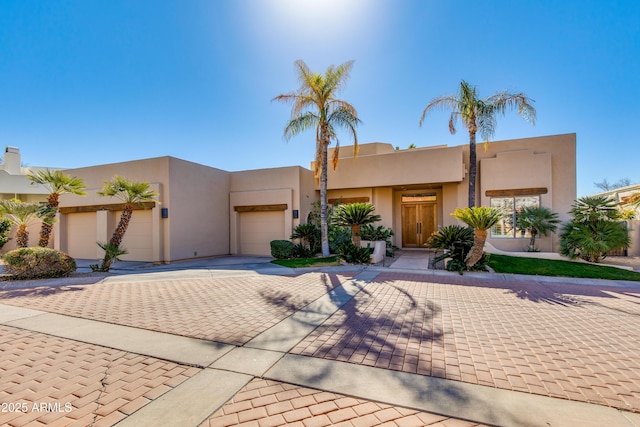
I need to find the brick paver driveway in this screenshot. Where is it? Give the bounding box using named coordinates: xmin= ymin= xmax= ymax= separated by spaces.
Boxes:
xmin=293 ymin=273 xmax=640 ymax=412
xmin=0 ymin=325 xmax=199 ymax=427
xmin=2 ymin=268 xmax=640 ymax=425
xmin=0 ymin=272 xmax=353 ymax=346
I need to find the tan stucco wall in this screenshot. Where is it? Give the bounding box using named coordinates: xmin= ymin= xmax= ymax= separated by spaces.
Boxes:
xmin=477 ymin=133 xmax=576 ymax=252
xmin=229 ymin=166 xmax=315 ymax=255
xmin=47 ymin=133 xmax=575 ymax=260
xmin=326 ymin=134 xmax=576 ymax=253
xmin=58 ymin=156 xmax=233 ymax=262
xmin=325 ymin=144 xmax=464 ymax=190
xmin=166 ymin=157 xmax=230 ymax=260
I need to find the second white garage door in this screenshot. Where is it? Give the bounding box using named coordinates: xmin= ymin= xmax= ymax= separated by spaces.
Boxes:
xmin=238 ymin=211 xmax=285 ymax=256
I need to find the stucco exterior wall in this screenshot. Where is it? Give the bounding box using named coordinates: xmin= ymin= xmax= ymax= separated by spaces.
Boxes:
xmin=166 ymin=158 xmax=230 ymax=260
xmin=325 ymin=144 xmax=464 ymax=190
xmin=229 ymin=166 xmax=315 ymax=255
xmin=477 ymin=133 xmax=576 ymax=251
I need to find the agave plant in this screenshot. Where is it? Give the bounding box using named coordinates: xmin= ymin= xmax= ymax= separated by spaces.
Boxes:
xmin=331 ymin=203 xmax=381 ymax=246
xmin=451 ymin=206 xmax=501 ymax=267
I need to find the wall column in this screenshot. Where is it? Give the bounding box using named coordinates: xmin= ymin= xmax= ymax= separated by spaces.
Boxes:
xmin=96 ymin=210 xmax=108 ymax=259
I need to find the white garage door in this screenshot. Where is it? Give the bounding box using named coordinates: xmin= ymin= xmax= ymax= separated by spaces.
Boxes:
xmin=239 ymin=211 xmax=285 ymax=256
xmin=116 ymin=209 xmax=153 ymax=261
xmin=67 ymin=212 xmax=98 ymax=259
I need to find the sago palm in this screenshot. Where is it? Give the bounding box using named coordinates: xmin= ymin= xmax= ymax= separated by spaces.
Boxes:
xmin=420 ymin=80 xmax=536 ymax=207
xmin=274 ymin=60 xmax=361 ymax=257
xmin=451 ymin=206 xmax=501 ymax=267
xmin=28 ymin=169 xmax=87 ymax=247
xmin=97 ymin=176 xmax=157 ymax=270
xmin=516 ymin=206 xmax=560 ymax=251
xmin=332 ymin=203 xmax=381 ymax=246
xmin=0 ymin=200 xmax=41 ymax=248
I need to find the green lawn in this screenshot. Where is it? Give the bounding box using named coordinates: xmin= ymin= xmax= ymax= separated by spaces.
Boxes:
xmin=488 ymin=254 xmax=640 ymax=281
xmin=271 ymin=256 xmax=341 ymax=268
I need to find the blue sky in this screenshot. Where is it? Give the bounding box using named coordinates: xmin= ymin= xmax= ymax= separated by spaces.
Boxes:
xmin=1 ymin=0 xmax=638 ymax=196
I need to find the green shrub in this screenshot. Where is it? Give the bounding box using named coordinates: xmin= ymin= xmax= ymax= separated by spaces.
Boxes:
xmin=291 ymin=223 xmax=321 ymax=255
xmin=360 ymin=224 xmax=398 ymax=256
xmin=270 ymin=240 xmax=294 ymax=259
xmin=337 ymin=242 xmax=372 ymax=264
xmin=559 ymin=196 xmax=630 ymax=263
xmin=292 ymin=243 xmax=316 ymax=259
xmin=427 ymin=225 xmax=488 ymax=273
xmin=0 ymin=217 xmax=12 ymax=250
xmin=329 ymin=226 xmax=351 ymax=253
xmin=428 ymin=225 xmax=473 ymax=267
xmin=3 ymin=247 xmax=76 ymax=279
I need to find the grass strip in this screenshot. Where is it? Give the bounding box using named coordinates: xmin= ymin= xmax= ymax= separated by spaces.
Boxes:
xmin=488 ymin=253 xmax=640 ymax=281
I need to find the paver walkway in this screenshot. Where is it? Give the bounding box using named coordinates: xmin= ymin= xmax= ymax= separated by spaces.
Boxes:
xmin=1 ymin=259 xmax=640 ymax=426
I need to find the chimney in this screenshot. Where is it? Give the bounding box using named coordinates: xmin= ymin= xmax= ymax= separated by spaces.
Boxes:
xmin=3 ymin=146 xmax=22 ymax=175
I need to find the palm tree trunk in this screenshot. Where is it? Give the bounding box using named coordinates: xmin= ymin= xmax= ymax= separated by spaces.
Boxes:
xmin=529 ymin=229 xmax=538 ymax=251
xmin=352 ymin=224 xmax=361 ymax=246
xmin=38 ymin=222 xmax=53 ymax=247
xmin=17 ymin=224 xmax=29 ymax=248
xmin=39 ymin=193 xmax=59 ymax=247
xmin=109 ymin=205 xmax=133 ymax=248
xmin=319 ymin=127 xmax=331 ymax=257
xmin=468 ymin=131 xmax=477 ymax=208
xmin=465 ymin=228 xmax=487 ymax=267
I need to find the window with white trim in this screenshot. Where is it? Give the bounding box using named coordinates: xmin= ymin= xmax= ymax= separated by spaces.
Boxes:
xmin=490 ymin=195 xmax=540 ymax=238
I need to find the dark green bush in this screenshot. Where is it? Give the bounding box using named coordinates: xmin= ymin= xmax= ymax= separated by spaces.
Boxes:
xmin=292 ymin=243 xmax=317 ymax=258
xmin=291 ymin=223 xmax=321 ymax=256
xmin=3 ymin=247 xmax=77 ymax=279
xmin=270 ymin=240 xmax=294 ymax=259
xmin=0 ymin=217 xmax=11 ymax=250
xmin=427 ymin=225 xmax=488 ymax=273
xmin=337 ymin=242 xmax=372 ymax=264
xmin=360 ymin=224 xmax=398 ymax=256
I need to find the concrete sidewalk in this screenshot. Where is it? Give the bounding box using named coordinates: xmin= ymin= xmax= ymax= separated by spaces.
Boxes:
xmin=1 ymin=257 xmax=640 ymax=426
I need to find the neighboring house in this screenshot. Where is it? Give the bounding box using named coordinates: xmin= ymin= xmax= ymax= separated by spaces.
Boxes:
xmin=591 ymin=184 xmax=640 ymax=256
xmin=56 ymin=133 xmax=576 ymax=262
xmin=0 ymin=147 xmax=58 ymax=251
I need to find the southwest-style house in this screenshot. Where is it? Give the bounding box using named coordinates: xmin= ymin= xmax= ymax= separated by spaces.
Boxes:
xmin=44 ymin=133 xmax=576 ymax=263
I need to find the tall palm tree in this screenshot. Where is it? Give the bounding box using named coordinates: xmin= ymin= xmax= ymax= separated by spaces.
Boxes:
xmin=516 ymin=206 xmax=560 ymax=251
xmin=97 ymin=176 xmax=157 ymax=270
xmin=332 ymin=203 xmax=382 ymax=246
xmin=27 ymin=169 xmax=87 ymax=247
xmin=274 ymin=60 xmax=361 ymax=257
xmin=0 ymin=200 xmax=41 ymax=248
xmin=451 ymin=206 xmax=501 ymax=267
xmin=420 ymin=80 xmax=536 ymax=207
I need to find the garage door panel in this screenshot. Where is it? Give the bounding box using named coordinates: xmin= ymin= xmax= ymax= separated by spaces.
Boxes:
xmin=116 ymin=210 xmax=153 ymax=261
xmin=239 ymin=211 xmax=285 ymax=256
xmin=67 ymin=213 xmax=98 ymax=259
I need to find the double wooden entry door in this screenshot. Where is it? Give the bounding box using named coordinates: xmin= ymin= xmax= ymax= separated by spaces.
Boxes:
xmin=402 ymin=203 xmax=437 ymax=248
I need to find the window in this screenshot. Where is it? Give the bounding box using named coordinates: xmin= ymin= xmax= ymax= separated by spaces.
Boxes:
xmin=401 ymin=193 xmax=436 ymax=203
xmin=490 ymin=195 xmax=539 ymax=238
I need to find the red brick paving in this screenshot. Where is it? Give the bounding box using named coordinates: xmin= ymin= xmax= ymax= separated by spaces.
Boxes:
xmin=0 ymin=272 xmax=352 ymax=346
xmin=0 ymin=325 xmax=200 ymax=427
xmin=292 ymin=273 xmax=640 ymax=412
xmin=201 ymin=378 xmax=487 ymax=427
xmin=3 ymin=269 xmax=640 ymax=423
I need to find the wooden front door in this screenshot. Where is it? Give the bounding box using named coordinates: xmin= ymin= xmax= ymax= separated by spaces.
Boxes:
xmin=402 ymin=203 xmax=436 ymax=248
